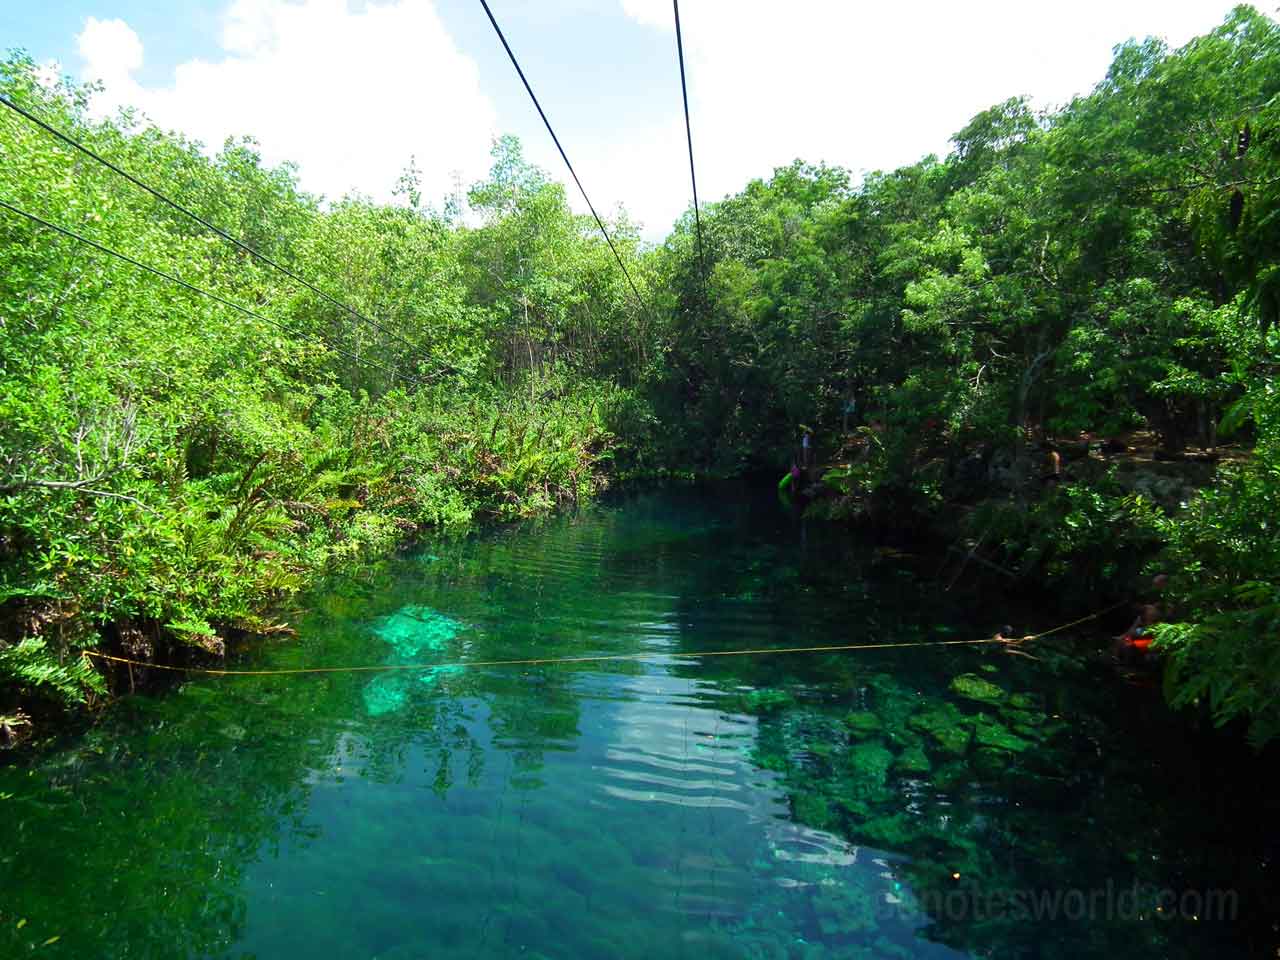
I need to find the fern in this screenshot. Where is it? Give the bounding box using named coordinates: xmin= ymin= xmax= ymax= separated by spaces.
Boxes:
xmin=0 ymin=638 xmax=104 ymax=705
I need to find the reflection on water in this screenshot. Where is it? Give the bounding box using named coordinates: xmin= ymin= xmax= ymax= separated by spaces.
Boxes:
xmin=1 ymin=487 xmax=1275 ymax=959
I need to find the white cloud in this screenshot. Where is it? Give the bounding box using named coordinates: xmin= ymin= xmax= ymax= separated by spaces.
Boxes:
xmin=76 ymin=0 xmax=499 ymax=206
xmin=33 ymin=60 xmax=65 ymax=90
xmin=618 ymin=0 xmax=670 ymax=32
xmin=615 ymin=0 xmax=1246 ymax=240
xmin=78 ymin=17 xmax=144 ymax=79
xmin=68 ymin=0 xmax=1251 ymax=241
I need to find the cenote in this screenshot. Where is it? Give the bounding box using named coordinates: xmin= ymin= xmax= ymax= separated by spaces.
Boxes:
xmin=2 ymin=487 xmax=1276 ymax=959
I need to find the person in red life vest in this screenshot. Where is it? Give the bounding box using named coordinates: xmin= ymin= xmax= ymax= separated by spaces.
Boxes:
xmin=1121 ymin=605 xmax=1160 ymax=652
xmin=1114 ymin=574 xmax=1169 ymax=660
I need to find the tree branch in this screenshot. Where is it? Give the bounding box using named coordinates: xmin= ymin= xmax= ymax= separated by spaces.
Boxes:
xmin=0 ymin=474 xmax=154 ymax=513
xmin=0 ymin=475 xmax=109 ymax=495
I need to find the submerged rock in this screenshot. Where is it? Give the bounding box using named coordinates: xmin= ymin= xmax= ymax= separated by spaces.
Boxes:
xmin=859 ymin=812 xmax=920 ymax=848
xmin=883 ymin=723 xmax=925 ymax=752
xmin=894 ymin=744 xmax=931 ymax=775
xmin=864 ymin=673 xmax=921 ymax=728
xmin=1011 ymin=722 xmax=1048 ymax=743
xmin=741 ymin=689 xmax=795 ymax=715
xmin=849 ymin=742 xmax=895 ymax=787
xmin=793 ymin=790 xmax=832 ymax=825
xmin=363 ymin=673 xmax=411 ymax=716
xmin=372 ymin=605 xmax=461 ymax=659
xmin=973 ymin=714 xmax=1032 ymax=753
xmin=972 ymin=747 xmax=1015 ymax=776
xmin=949 ymin=673 xmax=1007 ymax=705
xmin=932 ymin=761 xmax=971 ymax=790
xmin=362 ymin=664 xmax=462 ymax=717
xmin=999 ymin=706 xmax=1048 ymax=733
xmin=842 ymin=711 xmax=883 ymax=738
xmin=809 ymin=740 xmax=837 ymax=759
xmin=908 ymin=704 xmax=972 ymax=756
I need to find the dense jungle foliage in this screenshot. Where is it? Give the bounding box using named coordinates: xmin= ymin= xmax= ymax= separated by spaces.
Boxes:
xmin=2 ymin=6 xmax=1279 ymax=744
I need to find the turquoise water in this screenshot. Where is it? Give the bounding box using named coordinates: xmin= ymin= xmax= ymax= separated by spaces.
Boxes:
xmin=1 ymin=487 xmax=1275 ymax=959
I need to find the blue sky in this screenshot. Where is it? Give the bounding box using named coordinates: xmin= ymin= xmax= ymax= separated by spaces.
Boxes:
xmin=2 ymin=1 xmax=1257 ymax=240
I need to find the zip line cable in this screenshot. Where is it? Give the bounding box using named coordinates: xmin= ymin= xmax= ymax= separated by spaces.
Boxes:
xmin=672 ymin=0 xmax=706 ymax=279
xmin=0 ymin=93 xmax=451 ymax=377
xmin=0 ymin=197 xmax=420 ymax=387
xmin=476 ymin=0 xmax=650 ymax=316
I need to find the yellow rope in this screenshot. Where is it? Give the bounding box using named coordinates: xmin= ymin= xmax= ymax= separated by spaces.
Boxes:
xmin=1022 ymin=601 xmax=1127 ymax=641
xmin=81 ymin=602 xmax=1126 ymax=679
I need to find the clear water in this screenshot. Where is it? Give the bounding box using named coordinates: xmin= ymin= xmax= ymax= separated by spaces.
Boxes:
xmin=2 ymin=487 xmax=1275 ymax=959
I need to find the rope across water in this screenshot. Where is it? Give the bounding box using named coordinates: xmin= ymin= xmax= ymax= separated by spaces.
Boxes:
xmin=82 ymin=604 xmax=1124 ymax=678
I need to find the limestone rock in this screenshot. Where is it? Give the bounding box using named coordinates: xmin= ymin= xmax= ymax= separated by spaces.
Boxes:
xmin=949 ymin=673 xmax=1007 ymax=705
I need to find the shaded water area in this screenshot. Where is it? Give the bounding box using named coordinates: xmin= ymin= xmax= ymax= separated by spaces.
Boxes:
xmin=2 ymin=487 xmax=1277 ymax=959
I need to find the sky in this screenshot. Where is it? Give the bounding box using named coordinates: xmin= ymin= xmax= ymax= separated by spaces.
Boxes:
xmin=2 ymin=0 xmax=1264 ymax=241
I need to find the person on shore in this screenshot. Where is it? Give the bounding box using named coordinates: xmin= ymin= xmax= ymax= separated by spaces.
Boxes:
xmin=801 ymin=427 xmax=814 ymax=470
xmin=1042 ymin=447 xmax=1063 ymax=486
xmin=842 ymin=397 xmax=857 ymax=433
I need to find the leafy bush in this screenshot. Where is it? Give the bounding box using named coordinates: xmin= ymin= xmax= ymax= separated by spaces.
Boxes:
xmin=962 ymin=477 xmax=1165 ymax=600
xmin=1154 ymin=446 xmax=1280 ymax=746
xmin=0 ymin=56 xmax=644 ymax=723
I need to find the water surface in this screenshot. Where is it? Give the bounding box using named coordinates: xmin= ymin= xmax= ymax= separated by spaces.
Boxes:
xmin=2 ymin=487 xmax=1274 ymax=958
